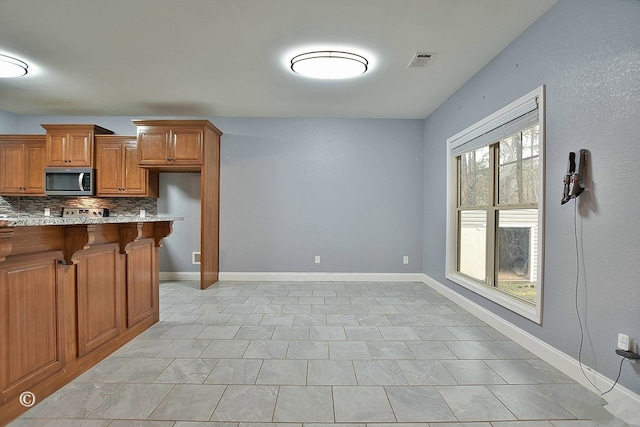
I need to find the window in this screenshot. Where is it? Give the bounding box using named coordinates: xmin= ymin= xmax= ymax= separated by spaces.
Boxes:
xmin=446 ymin=86 xmax=545 ymax=323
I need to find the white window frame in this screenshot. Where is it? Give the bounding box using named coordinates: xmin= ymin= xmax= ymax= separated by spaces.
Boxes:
xmin=445 ymin=86 xmax=545 ymax=324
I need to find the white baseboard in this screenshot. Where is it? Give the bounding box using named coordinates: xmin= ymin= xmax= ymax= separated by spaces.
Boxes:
xmin=159 ymin=272 xmax=200 ymax=281
xmin=217 ymin=271 xmax=425 ymax=282
xmin=420 ymin=273 xmax=640 ymax=423
xmin=160 ymin=271 xmax=424 ymax=282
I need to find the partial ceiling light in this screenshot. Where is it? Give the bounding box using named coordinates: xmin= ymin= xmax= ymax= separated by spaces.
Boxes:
xmin=0 ymin=54 xmax=28 ymax=78
xmin=291 ymin=50 xmax=368 ymax=79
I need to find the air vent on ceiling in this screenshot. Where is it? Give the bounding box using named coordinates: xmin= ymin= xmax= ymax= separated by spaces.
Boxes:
xmin=407 ymin=52 xmax=433 ymax=68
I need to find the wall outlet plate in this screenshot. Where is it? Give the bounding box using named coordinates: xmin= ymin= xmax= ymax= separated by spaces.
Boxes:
xmin=617 ymin=333 xmax=631 ymax=351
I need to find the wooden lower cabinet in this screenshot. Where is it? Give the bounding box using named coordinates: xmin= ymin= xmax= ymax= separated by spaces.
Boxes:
xmin=0 ymin=221 xmax=173 ymax=425
xmin=76 ymin=244 xmax=120 ymax=357
xmin=126 ymin=238 xmax=156 ymax=327
xmin=0 ymin=251 xmax=65 ymax=402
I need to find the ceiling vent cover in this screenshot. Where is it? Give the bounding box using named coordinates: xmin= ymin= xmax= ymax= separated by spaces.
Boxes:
xmin=407 ymin=52 xmax=433 ymax=68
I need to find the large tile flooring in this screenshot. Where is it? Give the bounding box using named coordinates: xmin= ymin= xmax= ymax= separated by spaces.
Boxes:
xmin=10 ymin=281 xmax=629 ymax=426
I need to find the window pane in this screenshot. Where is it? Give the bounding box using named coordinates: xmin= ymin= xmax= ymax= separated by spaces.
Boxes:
xmin=458 ymin=210 xmax=486 ymax=281
xmin=459 ymin=146 xmax=490 ymax=207
xmin=496 ymin=209 xmax=538 ymax=303
xmin=498 ymin=125 xmax=539 ymax=205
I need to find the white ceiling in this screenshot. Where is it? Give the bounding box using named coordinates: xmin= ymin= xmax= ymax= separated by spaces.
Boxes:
xmin=0 ymin=0 xmax=556 ymax=119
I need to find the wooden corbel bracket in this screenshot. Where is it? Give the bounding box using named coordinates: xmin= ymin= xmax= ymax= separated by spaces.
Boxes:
xmin=0 ymin=228 xmax=15 ymax=262
xmin=64 ymin=224 xmax=98 ymax=265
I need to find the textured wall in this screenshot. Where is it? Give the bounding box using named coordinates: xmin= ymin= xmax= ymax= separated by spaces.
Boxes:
xmin=423 ymin=0 xmax=640 ymax=393
xmin=158 ymin=173 xmax=202 ymax=273
xmin=215 ymin=117 xmax=424 ymax=273
xmin=0 ymin=109 xmax=18 ymax=133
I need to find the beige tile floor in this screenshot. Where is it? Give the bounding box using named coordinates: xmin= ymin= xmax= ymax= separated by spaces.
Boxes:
xmin=9 ymin=281 xmax=630 ymax=426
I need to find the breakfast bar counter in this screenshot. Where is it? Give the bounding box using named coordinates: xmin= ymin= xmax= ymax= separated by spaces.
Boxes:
xmin=0 ymin=216 xmax=181 ymax=424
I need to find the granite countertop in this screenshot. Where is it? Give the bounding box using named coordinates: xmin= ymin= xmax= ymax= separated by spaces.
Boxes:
xmin=0 ymin=215 xmax=183 ymax=227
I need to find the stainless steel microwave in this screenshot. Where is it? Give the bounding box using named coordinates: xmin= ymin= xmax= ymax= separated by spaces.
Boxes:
xmin=44 ymin=168 xmax=94 ymax=196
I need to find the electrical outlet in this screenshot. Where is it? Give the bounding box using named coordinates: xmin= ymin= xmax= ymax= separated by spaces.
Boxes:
xmin=192 ymin=252 xmax=201 ymax=264
xmin=617 ymin=333 xmax=630 ymax=351
xmin=403 ymin=256 xmax=409 ymax=265
xmin=314 ymin=255 xmax=321 ymax=264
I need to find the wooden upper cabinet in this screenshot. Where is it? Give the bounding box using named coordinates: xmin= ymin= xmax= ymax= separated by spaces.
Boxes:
xmin=95 ymin=135 xmax=158 ymax=197
xmin=42 ymin=124 xmax=113 ymax=167
xmin=0 ymin=136 xmax=46 ymax=196
xmin=134 ymin=120 xmax=216 ymax=171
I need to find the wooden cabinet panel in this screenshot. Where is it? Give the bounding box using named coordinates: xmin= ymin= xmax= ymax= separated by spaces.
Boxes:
xmin=67 ymin=131 xmax=92 ymax=165
xmin=45 ymin=132 xmax=68 ymax=166
xmin=42 ymin=124 xmax=113 ymax=167
xmin=75 ymin=244 xmax=120 ymax=357
xmin=95 ymin=142 xmax=122 ymax=194
xmin=45 ymin=129 xmax=92 ymax=167
xmin=0 ymin=144 xmax=24 ymax=193
xmin=122 ymin=143 xmax=148 ymax=195
xmin=172 ymin=127 xmax=203 ymax=164
xmin=137 ymin=128 xmax=171 ymax=166
xmin=126 ymin=239 xmax=155 ymax=327
xmin=24 ymin=143 xmax=46 ymax=193
xmin=96 ymin=136 xmax=158 ymax=197
xmin=0 ymin=136 xmax=46 ymax=196
xmin=0 ymin=251 xmax=64 ymax=400
xmin=135 ymin=121 xmax=205 ymax=170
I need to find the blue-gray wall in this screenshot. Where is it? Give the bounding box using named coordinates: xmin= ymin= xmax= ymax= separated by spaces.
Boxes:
xmin=423 ymin=0 xmax=640 ymax=393
xmin=158 ymin=173 xmax=202 ymax=273
xmin=11 ymin=116 xmax=425 ymax=275
xmin=0 ymin=109 xmax=18 ymax=133
xmin=216 ymin=118 xmax=424 ymax=273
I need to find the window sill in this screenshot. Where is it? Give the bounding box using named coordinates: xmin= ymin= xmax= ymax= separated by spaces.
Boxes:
xmin=445 ymin=271 xmax=541 ymax=324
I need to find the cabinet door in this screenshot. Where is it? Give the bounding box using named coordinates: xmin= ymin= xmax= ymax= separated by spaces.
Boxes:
xmin=0 ymin=251 xmax=65 ymax=400
xmin=76 ymin=245 xmax=120 ymax=357
xmin=0 ymin=144 xmax=26 ymax=194
xmin=138 ymin=128 xmax=171 ymax=165
xmin=172 ymin=127 xmax=203 ymax=165
xmin=46 ymin=131 xmax=68 ymax=166
xmin=66 ymin=131 xmax=92 ymax=166
xmin=96 ymin=142 xmax=123 ymax=196
xmin=23 ymin=142 xmax=46 ymax=194
xmin=126 ymin=239 xmax=155 ymax=327
xmin=122 ymin=142 xmax=148 ymax=195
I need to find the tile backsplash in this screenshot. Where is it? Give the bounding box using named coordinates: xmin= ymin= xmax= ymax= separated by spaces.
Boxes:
xmin=0 ymin=196 xmax=157 ymax=217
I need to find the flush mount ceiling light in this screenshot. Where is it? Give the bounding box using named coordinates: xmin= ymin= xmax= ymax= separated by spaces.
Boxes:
xmin=0 ymin=54 xmax=28 ymax=78
xmin=290 ymin=50 xmax=368 ymax=79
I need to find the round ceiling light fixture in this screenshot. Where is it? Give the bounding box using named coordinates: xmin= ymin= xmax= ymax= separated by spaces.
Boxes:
xmin=290 ymin=50 xmax=368 ymax=79
xmin=0 ymin=54 xmax=28 ymax=78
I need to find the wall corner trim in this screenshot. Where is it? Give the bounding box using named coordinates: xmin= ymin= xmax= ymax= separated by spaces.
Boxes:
xmin=420 ymin=273 xmax=640 ymax=420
